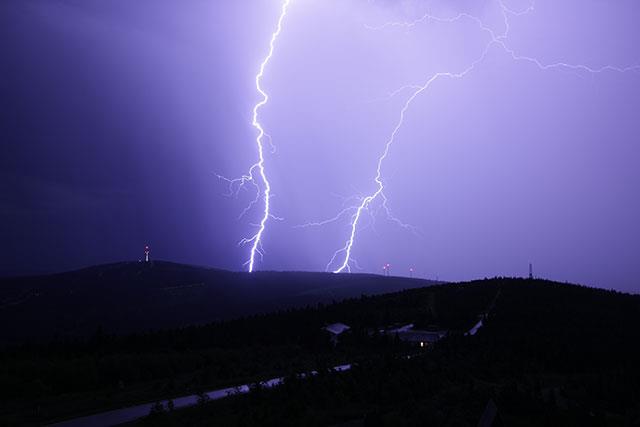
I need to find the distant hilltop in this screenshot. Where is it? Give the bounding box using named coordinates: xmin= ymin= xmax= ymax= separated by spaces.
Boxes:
xmin=0 ymin=261 xmax=437 ymax=345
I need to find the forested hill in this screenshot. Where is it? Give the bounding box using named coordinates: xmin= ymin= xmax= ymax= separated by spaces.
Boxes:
xmin=3 ymin=278 xmax=640 ymax=426
xmin=0 ymin=261 xmax=436 ymax=344
xmin=136 ymin=279 xmax=640 ymax=426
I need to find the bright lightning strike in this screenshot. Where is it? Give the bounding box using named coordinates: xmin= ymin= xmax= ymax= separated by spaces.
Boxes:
xmin=331 ymin=56 xmax=492 ymax=273
xmin=219 ymin=0 xmax=291 ymax=272
xmin=324 ymin=0 xmax=639 ymax=274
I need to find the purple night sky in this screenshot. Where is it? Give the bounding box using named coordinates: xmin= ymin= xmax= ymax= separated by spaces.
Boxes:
xmin=1 ymin=0 xmax=639 ymax=292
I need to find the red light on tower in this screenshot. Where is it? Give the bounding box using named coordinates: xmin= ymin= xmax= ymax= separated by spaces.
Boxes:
xmin=409 ymin=267 xmax=414 ymax=278
xmin=144 ymin=245 xmax=150 ymax=262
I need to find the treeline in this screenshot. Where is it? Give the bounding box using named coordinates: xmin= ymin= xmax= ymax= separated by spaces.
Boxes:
xmin=0 ymin=281 xmax=494 ymax=425
xmin=138 ymin=279 xmax=640 ymax=426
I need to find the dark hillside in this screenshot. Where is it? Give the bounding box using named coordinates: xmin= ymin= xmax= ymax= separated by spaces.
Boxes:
xmin=0 ymin=279 xmax=491 ymax=426
xmin=2 ymin=278 xmax=639 ymax=426
xmin=132 ymin=279 xmax=640 ymax=427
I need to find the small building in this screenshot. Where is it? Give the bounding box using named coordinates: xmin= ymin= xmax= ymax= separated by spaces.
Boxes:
xmin=382 ymin=324 xmax=447 ymax=348
xmin=323 ymin=323 xmax=351 ymax=345
xmin=396 ymin=330 xmax=447 ymax=348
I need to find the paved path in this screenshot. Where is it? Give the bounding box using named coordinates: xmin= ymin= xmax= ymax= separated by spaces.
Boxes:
xmin=49 ymin=293 xmax=500 ymax=427
xmin=49 ymin=364 xmax=352 ymax=427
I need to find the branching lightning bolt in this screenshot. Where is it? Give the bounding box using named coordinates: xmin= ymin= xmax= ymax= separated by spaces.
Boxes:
xmin=331 ymin=57 xmax=491 ymax=273
xmin=216 ymin=0 xmax=638 ymax=274
xmin=217 ymin=0 xmax=291 ymax=272
xmin=323 ymin=0 xmax=639 ymax=274
xmin=245 ymin=0 xmax=291 ymax=272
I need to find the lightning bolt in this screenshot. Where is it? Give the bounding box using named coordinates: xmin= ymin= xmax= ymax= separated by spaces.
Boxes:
xmin=218 ymin=0 xmax=291 ymax=272
xmin=331 ymin=56 xmax=492 ymax=273
xmin=324 ymin=0 xmax=639 ymax=274
xmin=218 ymin=0 xmax=637 ymax=274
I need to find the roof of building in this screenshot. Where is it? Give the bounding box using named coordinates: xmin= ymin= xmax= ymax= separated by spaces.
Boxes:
xmin=324 ymin=323 xmax=351 ymax=335
xmin=387 ymin=323 xmax=414 ymax=333
xmin=395 ymin=330 xmax=447 ymax=343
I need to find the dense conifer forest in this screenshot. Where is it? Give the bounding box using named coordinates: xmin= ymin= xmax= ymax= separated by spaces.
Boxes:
xmin=1 ymin=277 xmax=639 ymax=426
